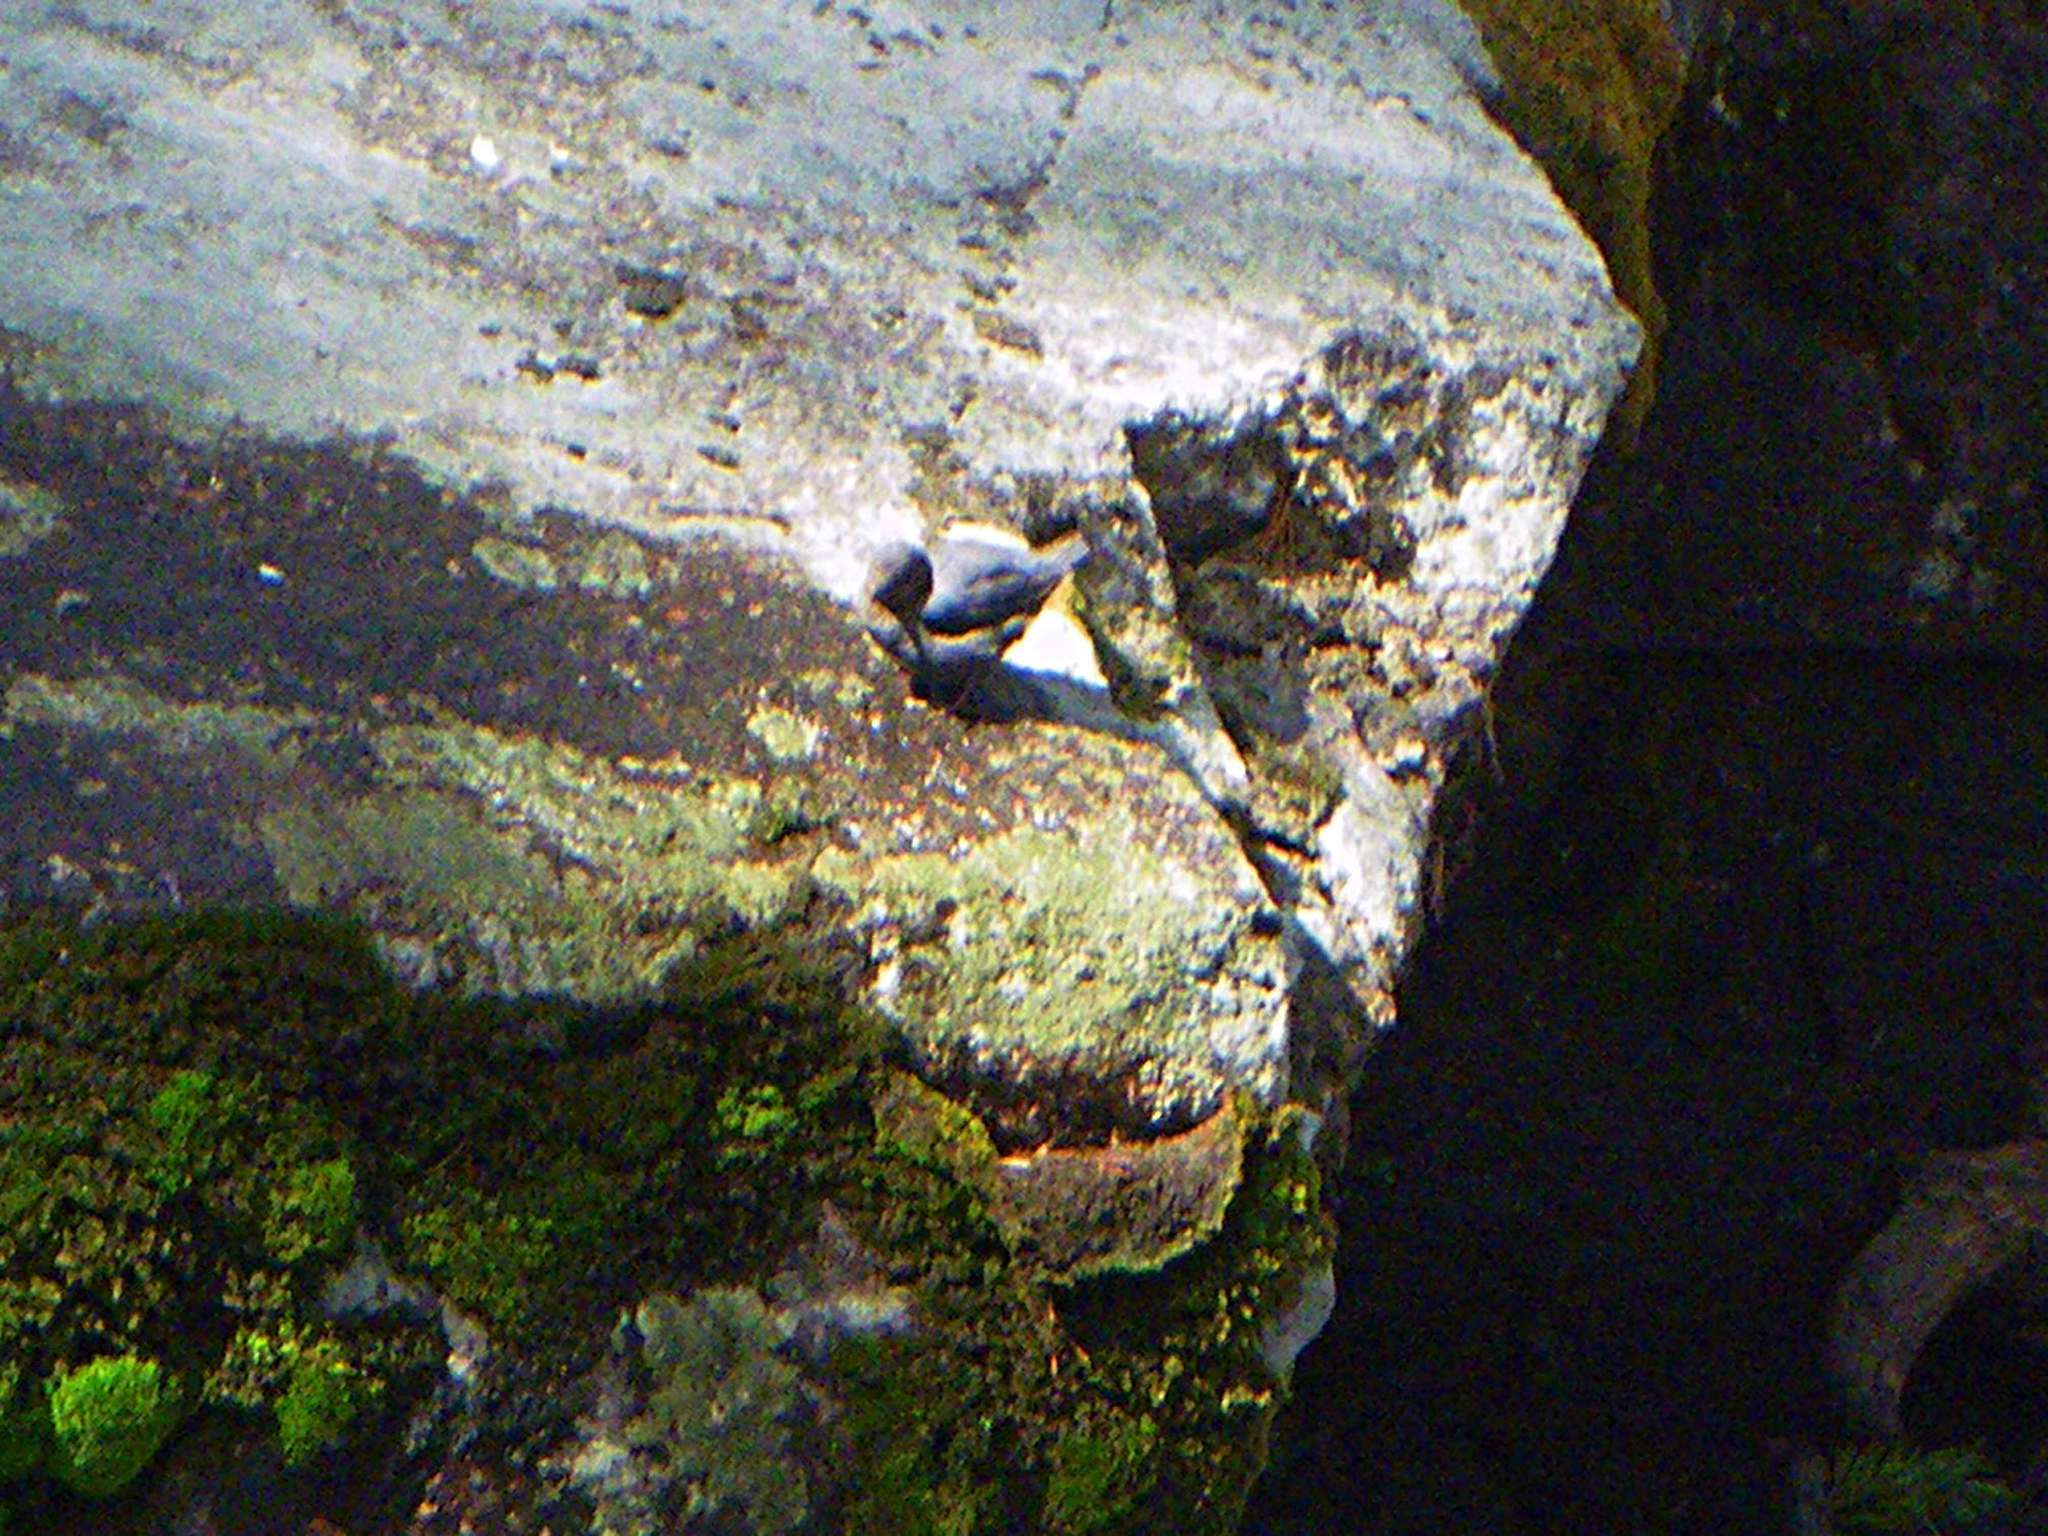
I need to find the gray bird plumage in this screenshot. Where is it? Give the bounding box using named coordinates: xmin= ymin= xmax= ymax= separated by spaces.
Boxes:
xmin=862 ymin=528 xmax=1089 ymax=712
xmin=920 ymin=529 xmax=1087 ymax=635
xmin=864 ymin=528 xmax=1087 ymax=641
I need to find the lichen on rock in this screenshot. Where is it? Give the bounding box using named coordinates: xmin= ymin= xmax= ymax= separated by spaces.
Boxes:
xmin=0 ymin=471 xmax=66 ymax=559
xmin=626 ymin=1287 xmax=808 ymax=1536
xmin=815 ymin=735 xmax=1287 ymax=1141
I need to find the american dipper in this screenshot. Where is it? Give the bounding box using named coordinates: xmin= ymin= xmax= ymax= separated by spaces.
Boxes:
xmin=864 ymin=526 xmax=1087 ymax=652
xmin=862 ymin=528 xmax=1090 ymax=714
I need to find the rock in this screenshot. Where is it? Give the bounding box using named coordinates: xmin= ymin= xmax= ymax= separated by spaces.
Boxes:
xmin=1828 ymin=1140 xmax=2048 ymax=1439
xmin=1261 ymin=1261 xmax=1338 ymax=1382
xmin=1575 ymin=0 xmax=2048 ymax=655
xmin=0 ymin=0 xmax=1639 ymax=1522
xmin=0 ymin=0 xmax=1633 ymax=1133
xmin=982 ymin=1101 xmax=1248 ymax=1281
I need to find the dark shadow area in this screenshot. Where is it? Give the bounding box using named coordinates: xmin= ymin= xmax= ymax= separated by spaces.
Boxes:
xmin=1247 ymin=4 xmax=2048 ymax=1526
xmin=1905 ymin=1279 xmax=2048 ymax=1474
xmin=1246 ymin=645 xmax=2048 ymax=1535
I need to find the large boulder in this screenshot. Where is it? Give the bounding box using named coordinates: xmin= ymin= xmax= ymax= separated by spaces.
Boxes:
xmin=0 ymin=0 xmax=1638 ymax=1526
xmin=0 ymin=0 xmax=1633 ymax=1143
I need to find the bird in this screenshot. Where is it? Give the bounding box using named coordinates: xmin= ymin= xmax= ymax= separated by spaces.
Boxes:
xmin=865 ymin=526 xmax=1086 ymax=639
xmin=864 ymin=540 xmax=936 ymax=661
xmin=862 ymin=524 xmax=1090 ymax=706
xmin=921 ymin=527 xmax=1088 ymax=637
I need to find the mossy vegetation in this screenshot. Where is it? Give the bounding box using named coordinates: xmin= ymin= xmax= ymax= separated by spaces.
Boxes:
xmin=264 ymin=1158 xmax=357 ymax=1268
xmin=1452 ymin=0 xmax=1686 ymax=439
xmin=374 ymin=937 xmax=882 ymax=1354
xmin=0 ymin=909 xmax=436 ymax=1509
xmin=826 ymin=1101 xmax=1331 ymax=1534
xmin=0 ymin=1366 xmax=47 ymax=1487
xmin=1825 ymin=1444 xmax=2017 ymax=1535
xmin=0 ymin=904 xmax=1332 ymax=1529
xmin=274 ymin=1340 xmax=370 ymax=1466
xmin=46 ymin=1355 xmax=178 ymax=1499
xmin=1043 ymin=1414 xmax=1160 ymax=1533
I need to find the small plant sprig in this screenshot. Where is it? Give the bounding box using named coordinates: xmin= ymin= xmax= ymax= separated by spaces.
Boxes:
xmin=1825 ymin=1443 xmax=2017 ymax=1535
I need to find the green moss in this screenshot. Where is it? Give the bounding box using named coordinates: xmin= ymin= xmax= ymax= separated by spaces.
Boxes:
xmin=1040 ymin=1108 xmax=1334 ymax=1531
xmin=275 ymin=1341 xmax=367 ymax=1466
xmin=1044 ymin=1416 xmax=1159 ymax=1532
xmin=376 ymin=931 xmax=880 ymax=1351
xmin=871 ymin=1072 xmax=999 ymax=1180
xmin=400 ymin=1190 xmax=561 ymax=1337
xmin=0 ymin=898 xmax=1323 ymax=1528
xmin=1455 ymin=0 xmax=1685 ymax=438
xmin=715 ymin=1084 xmax=801 ymax=1166
xmin=820 ymin=1090 xmax=1329 ymax=1534
xmin=263 ymin=1157 xmax=357 ymax=1267
xmin=143 ymin=1069 xmax=241 ymax=1194
xmin=47 ymin=1354 xmax=178 ymax=1499
xmin=828 ymin=1332 xmax=1002 ymax=1536
xmin=1 ymin=913 xmax=380 ymax=1424
xmin=0 ymin=1367 xmax=49 ymax=1485
xmin=0 ymin=910 xmax=424 ymax=1494
xmin=145 ymin=1069 xmax=228 ymax=1147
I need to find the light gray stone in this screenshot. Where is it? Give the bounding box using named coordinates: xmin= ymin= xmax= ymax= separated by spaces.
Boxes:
xmin=0 ymin=0 xmax=1634 ymax=1184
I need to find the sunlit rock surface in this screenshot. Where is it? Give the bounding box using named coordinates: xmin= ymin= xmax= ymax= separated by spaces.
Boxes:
xmin=0 ymin=12 xmax=1635 ymax=1479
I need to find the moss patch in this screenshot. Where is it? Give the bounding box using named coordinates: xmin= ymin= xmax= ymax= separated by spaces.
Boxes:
xmin=1454 ymin=0 xmax=1685 ymax=438
xmin=0 ymin=909 xmax=440 ymax=1505
xmin=274 ymin=1341 xmax=370 ymax=1467
xmin=46 ymin=1355 xmax=178 ymax=1500
xmin=1 ymin=905 xmax=1330 ymax=1529
xmin=823 ymin=1100 xmax=1332 ymax=1534
xmin=0 ymin=905 xmax=881 ymax=1506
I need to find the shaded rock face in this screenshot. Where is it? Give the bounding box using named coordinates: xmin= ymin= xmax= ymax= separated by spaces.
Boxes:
xmin=0 ymin=0 xmax=1634 ymax=1150
xmin=1248 ymin=2 xmax=2048 ymax=1532
xmin=1577 ymin=0 xmax=2048 ymax=652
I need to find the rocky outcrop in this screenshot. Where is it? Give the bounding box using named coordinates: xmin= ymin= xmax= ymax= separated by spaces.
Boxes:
xmin=0 ymin=0 xmax=1634 ymax=1134
xmin=1829 ymin=1140 xmax=2048 ymax=1440
xmin=0 ymin=0 xmax=1638 ymax=1527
